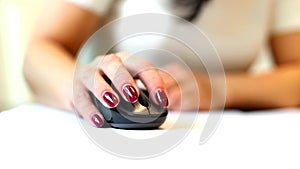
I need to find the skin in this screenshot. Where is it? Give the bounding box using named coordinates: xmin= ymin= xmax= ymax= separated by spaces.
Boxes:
xmin=24 ymin=1 xmax=300 ymax=127
xmin=24 ymin=1 xmax=167 ymax=127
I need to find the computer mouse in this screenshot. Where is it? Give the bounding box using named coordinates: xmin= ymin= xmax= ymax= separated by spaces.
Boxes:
xmin=90 ymin=79 xmax=168 ymax=129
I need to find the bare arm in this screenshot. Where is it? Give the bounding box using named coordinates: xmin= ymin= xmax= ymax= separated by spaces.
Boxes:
xmin=158 ymin=31 xmax=300 ymax=111
xmin=225 ymin=31 xmax=300 ymax=109
xmin=24 ymin=0 xmax=101 ymax=111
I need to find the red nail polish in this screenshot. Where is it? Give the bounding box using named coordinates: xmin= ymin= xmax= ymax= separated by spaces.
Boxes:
xmin=122 ymin=85 xmax=138 ymax=103
xmin=91 ymin=114 xmax=103 ymax=128
xmin=103 ymin=92 xmax=118 ymax=108
xmin=155 ymin=89 xmax=169 ymax=107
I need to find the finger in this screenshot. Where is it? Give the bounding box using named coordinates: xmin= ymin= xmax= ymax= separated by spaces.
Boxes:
xmin=138 ymin=68 xmax=169 ymax=108
xmin=100 ymin=54 xmax=139 ymax=103
xmin=159 ymin=70 xmax=178 ymax=89
xmin=73 ymin=84 xmax=105 ymax=128
xmin=167 ymin=77 xmax=201 ymax=111
xmin=167 ymin=85 xmax=182 ymax=110
xmin=161 ymin=64 xmax=190 ymax=87
xmin=78 ymin=60 xmax=119 ymax=108
xmin=93 ymin=72 xmax=119 ymax=108
xmin=117 ymin=52 xmax=169 ymax=108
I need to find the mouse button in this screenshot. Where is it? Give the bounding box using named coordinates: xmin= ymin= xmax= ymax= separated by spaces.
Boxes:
xmin=131 ymin=102 xmax=150 ymax=115
xmin=117 ymin=102 xmax=149 ymax=116
xmin=148 ymin=110 xmax=163 ymax=115
xmin=117 ymin=94 xmax=135 ymax=111
xmin=148 ymin=103 xmax=166 ymax=115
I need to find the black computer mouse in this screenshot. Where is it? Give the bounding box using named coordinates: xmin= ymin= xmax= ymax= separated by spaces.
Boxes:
xmin=90 ymin=79 xmax=168 ymax=129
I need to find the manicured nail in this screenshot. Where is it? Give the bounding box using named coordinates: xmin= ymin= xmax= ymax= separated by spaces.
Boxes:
xmin=103 ymin=91 xmax=118 ymax=108
xmin=155 ymin=89 xmax=169 ymax=107
xmin=91 ymin=114 xmax=103 ymax=128
xmin=122 ymin=84 xmax=138 ymax=103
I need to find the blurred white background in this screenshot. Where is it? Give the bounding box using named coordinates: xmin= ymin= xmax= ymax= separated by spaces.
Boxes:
xmin=0 ymin=0 xmax=48 ymax=110
xmin=0 ymin=0 xmax=273 ymax=111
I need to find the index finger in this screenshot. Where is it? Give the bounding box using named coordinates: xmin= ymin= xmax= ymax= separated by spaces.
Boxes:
xmin=117 ymin=53 xmax=169 ymax=108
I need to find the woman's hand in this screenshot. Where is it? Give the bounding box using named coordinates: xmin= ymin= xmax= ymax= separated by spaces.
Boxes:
xmin=159 ymin=64 xmax=212 ymax=111
xmin=73 ymin=53 xmax=169 ymax=127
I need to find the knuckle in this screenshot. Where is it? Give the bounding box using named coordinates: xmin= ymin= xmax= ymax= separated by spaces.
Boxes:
xmin=102 ymin=54 xmax=122 ymax=65
xmin=115 ymin=52 xmax=129 ymax=59
xmin=137 ymin=63 xmax=156 ymax=75
xmin=149 ymin=75 xmax=161 ymax=83
xmin=144 ymin=62 xmax=155 ymax=70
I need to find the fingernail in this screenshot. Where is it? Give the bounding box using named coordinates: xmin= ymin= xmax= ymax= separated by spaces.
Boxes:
xmin=122 ymin=84 xmax=138 ymax=103
xmin=103 ymin=91 xmax=118 ymax=108
xmin=155 ymin=89 xmax=169 ymax=107
xmin=91 ymin=114 xmax=103 ymax=128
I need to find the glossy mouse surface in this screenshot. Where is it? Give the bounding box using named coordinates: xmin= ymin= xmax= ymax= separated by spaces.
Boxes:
xmin=91 ymin=88 xmax=168 ymax=129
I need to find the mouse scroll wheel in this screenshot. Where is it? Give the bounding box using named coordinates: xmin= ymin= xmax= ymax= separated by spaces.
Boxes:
xmin=138 ymin=90 xmax=150 ymax=108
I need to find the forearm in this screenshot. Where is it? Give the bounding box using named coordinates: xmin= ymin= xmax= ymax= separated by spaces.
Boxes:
xmin=226 ymin=64 xmax=300 ymax=109
xmin=24 ymin=39 xmax=76 ymax=111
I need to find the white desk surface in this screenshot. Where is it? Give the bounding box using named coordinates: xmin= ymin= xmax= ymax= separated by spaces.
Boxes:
xmin=1 ymin=104 xmax=300 ymax=169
